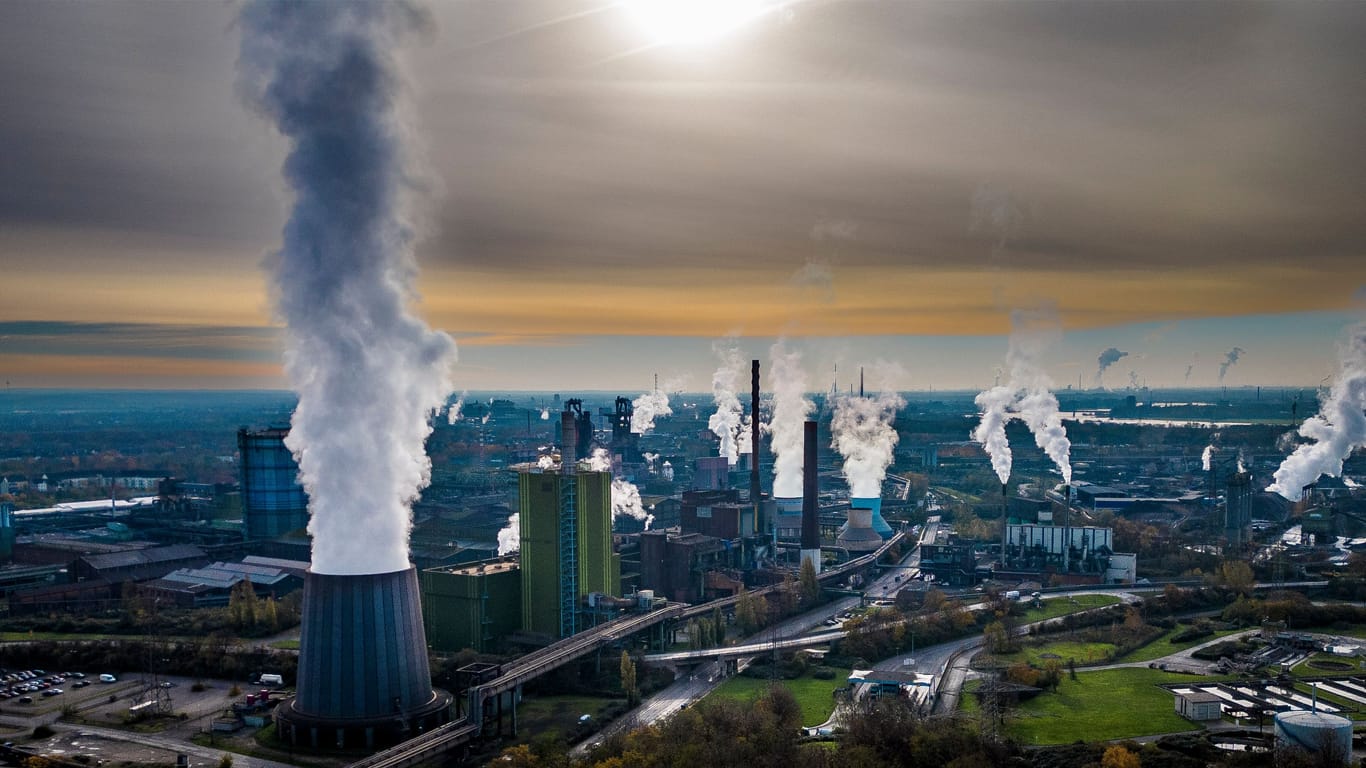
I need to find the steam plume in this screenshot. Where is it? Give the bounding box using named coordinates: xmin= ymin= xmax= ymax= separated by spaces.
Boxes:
xmin=1006 ymin=311 xmax=1073 ymax=484
xmin=1184 ymin=364 xmax=1195 ymax=383
xmin=497 ymin=513 xmax=519 ymax=555
xmin=239 ymin=1 xmax=456 ymax=575
xmin=447 ymin=391 xmax=466 ymax=425
xmin=589 ymin=449 xmax=653 ymax=528
xmin=1201 ymin=445 xmax=1214 ymax=472
xmin=631 ymin=388 xmax=672 ymax=433
xmin=1095 ymin=347 xmax=1128 ymax=386
xmin=1268 ymin=323 xmax=1366 ymax=499
xmin=972 ymin=386 xmax=1015 ymax=485
xmin=830 ymin=380 xmax=904 ymax=497
xmin=1219 ymin=347 xmax=1245 ymax=382
xmin=769 ymin=340 xmax=814 ymax=497
xmin=1128 ymin=370 xmax=1140 ymax=390
xmin=708 ymin=339 xmax=746 ymax=465
xmin=539 ymin=407 xmax=550 ymax=420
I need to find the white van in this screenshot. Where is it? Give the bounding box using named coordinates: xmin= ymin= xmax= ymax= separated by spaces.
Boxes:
xmin=99 ymin=674 xmax=117 ymax=683
xmin=259 ymin=673 xmax=284 ymax=686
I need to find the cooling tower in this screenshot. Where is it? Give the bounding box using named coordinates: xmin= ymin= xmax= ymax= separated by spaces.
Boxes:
xmin=850 ymin=497 xmax=893 ymax=539
xmin=275 ymin=567 xmax=452 ymax=750
xmin=837 ymin=506 xmax=881 ymax=553
xmin=800 ymin=421 xmax=821 ymax=574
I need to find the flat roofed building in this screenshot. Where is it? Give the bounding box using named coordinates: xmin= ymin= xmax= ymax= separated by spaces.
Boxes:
xmin=421 ymin=557 xmax=522 ymax=653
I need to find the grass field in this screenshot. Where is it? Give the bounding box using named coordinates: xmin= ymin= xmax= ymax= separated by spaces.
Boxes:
xmin=1112 ymin=626 xmax=1249 ymax=664
xmin=709 ymin=668 xmax=851 ymax=728
xmin=514 ymin=695 xmax=622 ymax=744
xmin=1017 ymin=594 xmax=1121 ymax=624
xmin=985 ymin=640 xmax=1117 ymax=668
xmin=269 ymin=639 xmax=300 ymax=650
xmin=962 ymin=667 xmax=1204 ymax=744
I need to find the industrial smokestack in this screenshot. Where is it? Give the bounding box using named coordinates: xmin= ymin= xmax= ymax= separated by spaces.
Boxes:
xmin=751 ymin=359 xmax=762 ymax=532
xmin=801 ymin=420 xmax=821 ymax=573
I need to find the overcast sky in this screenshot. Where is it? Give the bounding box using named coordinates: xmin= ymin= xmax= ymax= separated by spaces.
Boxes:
xmin=1 ymin=0 xmax=1364 ymax=391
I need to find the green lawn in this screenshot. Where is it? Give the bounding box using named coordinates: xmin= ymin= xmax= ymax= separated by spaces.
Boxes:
xmin=966 ymin=667 xmax=1204 ymax=745
xmin=1017 ymin=594 xmax=1122 ymax=623
xmin=986 ymin=640 xmax=1117 ymax=668
xmin=269 ymin=639 xmax=300 ymax=650
xmin=709 ymin=668 xmax=851 ymax=728
xmin=1112 ymin=626 xmax=1249 ymax=664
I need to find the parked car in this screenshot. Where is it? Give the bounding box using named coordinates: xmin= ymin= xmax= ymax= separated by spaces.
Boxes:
xmin=17 ymin=696 xmax=32 ymax=704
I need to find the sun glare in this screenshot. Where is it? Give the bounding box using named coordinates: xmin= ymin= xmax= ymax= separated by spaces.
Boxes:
xmin=622 ymin=0 xmax=772 ymax=46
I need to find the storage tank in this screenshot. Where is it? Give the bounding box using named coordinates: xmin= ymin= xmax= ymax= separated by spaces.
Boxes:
xmin=1274 ymin=710 xmax=1352 ymax=758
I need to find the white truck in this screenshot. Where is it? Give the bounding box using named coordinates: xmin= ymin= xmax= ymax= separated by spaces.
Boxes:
xmin=1004 ymin=590 xmax=1021 ymax=601
xmin=259 ymin=673 xmax=284 ymax=687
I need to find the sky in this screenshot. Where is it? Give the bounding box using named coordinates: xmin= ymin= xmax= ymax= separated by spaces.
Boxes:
xmin=1 ymin=0 xmax=1364 ymax=391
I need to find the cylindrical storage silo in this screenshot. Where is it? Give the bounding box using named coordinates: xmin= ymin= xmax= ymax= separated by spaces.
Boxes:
xmin=1274 ymin=710 xmax=1352 ymax=759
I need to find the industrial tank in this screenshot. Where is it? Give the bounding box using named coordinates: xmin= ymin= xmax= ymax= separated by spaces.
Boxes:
xmin=837 ymin=507 xmax=882 ymax=552
xmin=851 ymin=497 xmax=894 ymax=539
xmin=1274 ymin=710 xmax=1352 ymax=758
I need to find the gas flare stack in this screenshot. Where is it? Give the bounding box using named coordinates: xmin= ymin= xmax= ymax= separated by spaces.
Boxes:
xmin=275 ymin=568 xmax=453 ymax=749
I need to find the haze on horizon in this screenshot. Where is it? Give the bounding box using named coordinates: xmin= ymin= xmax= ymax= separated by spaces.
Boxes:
xmin=1 ymin=1 xmax=1364 ymax=391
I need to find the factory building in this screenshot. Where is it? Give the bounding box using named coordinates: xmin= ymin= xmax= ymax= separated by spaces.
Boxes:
xmin=918 ymin=530 xmax=979 ymax=586
xmin=999 ymin=523 xmax=1136 ymax=584
xmin=637 ymin=530 xmax=735 ymax=603
xmin=693 ymin=456 xmax=730 ymax=491
xmin=518 ymin=468 xmax=620 ymax=639
xmin=237 ymin=427 xmax=308 ymax=539
xmin=421 ymin=558 xmax=521 ymax=653
xmin=680 ymin=489 xmax=754 ymax=539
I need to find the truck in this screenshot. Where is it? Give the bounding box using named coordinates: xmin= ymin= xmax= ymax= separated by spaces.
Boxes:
xmin=1004 ymin=590 xmax=1021 ymax=601
xmin=259 ymin=673 xmax=284 ymax=687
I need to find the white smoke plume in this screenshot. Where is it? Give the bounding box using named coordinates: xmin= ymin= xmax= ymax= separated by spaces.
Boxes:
xmin=972 ymin=386 xmax=1015 ymax=485
xmin=1128 ymin=370 xmax=1140 ymax=390
xmin=481 ymin=413 xmax=490 ymax=425
xmin=642 ymin=452 xmax=660 ymax=468
xmin=611 ymin=478 xmax=654 ymax=529
xmin=1269 ymin=323 xmax=1366 ymax=499
xmin=539 ymin=407 xmax=550 ymax=421
xmin=537 ymin=455 xmax=556 ymax=470
xmin=1201 ymin=445 xmax=1214 ymax=472
xmin=1236 ymin=450 xmax=1247 ymax=474
xmin=589 ymin=448 xmax=653 ymax=528
xmin=831 ymin=382 xmax=904 ymax=497
xmin=497 ymin=513 xmax=519 ymax=555
xmin=239 ymin=1 xmax=456 ymax=575
xmin=447 ymin=391 xmax=466 ymax=425
xmin=1095 ymin=347 xmax=1128 ymax=386
xmin=631 ymin=388 xmax=672 ymax=434
xmin=769 ymin=340 xmax=814 ymax=498
xmin=737 ymin=414 xmax=754 ymax=455
xmin=1005 ymin=310 xmax=1073 ymax=484
xmin=708 ymin=339 xmax=746 ymax=465
xmin=1219 ymin=347 xmax=1246 ymax=382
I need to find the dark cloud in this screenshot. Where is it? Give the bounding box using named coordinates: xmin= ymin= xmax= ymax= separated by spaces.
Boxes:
xmin=1 ymin=0 xmax=1364 ymax=292
xmin=0 ymin=321 xmax=279 ymax=362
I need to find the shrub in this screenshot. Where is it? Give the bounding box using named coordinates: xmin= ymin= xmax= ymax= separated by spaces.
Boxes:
xmin=32 ymin=724 xmax=55 ymax=739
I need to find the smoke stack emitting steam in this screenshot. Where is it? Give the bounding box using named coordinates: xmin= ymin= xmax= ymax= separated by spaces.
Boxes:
xmin=831 ymin=373 xmax=904 ymax=497
xmin=709 ymin=338 xmax=745 ymax=465
xmin=972 ymin=310 xmax=1074 ymax=486
xmin=1095 ymin=347 xmax=1128 ymax=387
xmin=1269 ymin=323 xmax=1366 ymax=499
xmin=770 ymin=340 xmax=814 ymax=498
xmin=240 ymin=0 xmax=455 ymax=576
xmin=1219 ymin=347 xmax=1246 ymax=382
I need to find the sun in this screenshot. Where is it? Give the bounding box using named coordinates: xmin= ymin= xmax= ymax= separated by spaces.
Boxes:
xmin=621 ymin=0 xmax=774 ymax=47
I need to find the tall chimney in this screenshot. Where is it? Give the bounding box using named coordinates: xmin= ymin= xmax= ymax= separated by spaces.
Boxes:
xmin=751 ymin=359 xmax=762 ymax=534
xmin=859 ymin=366 xmax=864 ymax=398
xmin=800 ymin=420 xmax=821 ymax=573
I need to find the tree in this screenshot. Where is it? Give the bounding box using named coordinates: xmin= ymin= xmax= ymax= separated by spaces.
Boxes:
xmin=1218 ymin=560 xmax=1256 ymax=594
xmin=799 ymin=557 xmax=820 ymax=605
xmin=619 ymin=651 xmax=638 ymax=706
xmin=983 ymin=621 xmax=1011 ymax=655
xmin=736 ymin=590 xmax=765 ymax=635
xmin=1100 ymin=745 xmax=1140 ymax=768
xmin=217 ymin=754 xmax=234 ymax=768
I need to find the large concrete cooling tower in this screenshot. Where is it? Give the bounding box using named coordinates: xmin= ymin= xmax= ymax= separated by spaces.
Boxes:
xmin=275 ymin=567 xmax=453 ymax=750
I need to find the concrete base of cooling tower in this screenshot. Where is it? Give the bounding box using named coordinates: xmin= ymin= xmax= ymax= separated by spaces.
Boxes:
xmin=274 ymin=689 xmax=453 ymax=750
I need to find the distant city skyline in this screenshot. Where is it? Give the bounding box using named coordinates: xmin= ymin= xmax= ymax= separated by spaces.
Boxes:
xmin=2 ymin=1 xmax=1364 ymax=390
